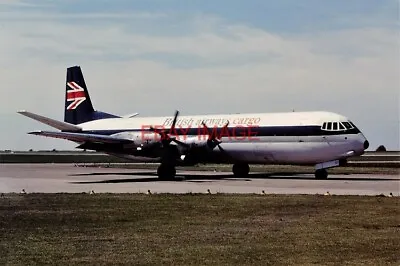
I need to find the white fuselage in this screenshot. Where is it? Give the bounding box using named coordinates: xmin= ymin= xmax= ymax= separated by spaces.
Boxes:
xmin=77 ymin=111 xmax=368 ymax=165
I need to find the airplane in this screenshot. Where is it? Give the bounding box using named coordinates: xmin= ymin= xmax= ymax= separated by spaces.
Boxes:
xmin=18 ymin=66 xmax=370 ymax=180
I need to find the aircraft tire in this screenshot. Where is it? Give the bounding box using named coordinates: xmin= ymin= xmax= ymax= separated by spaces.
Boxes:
xmin=157 ymin=164 xmax=176 ymax=180
xmin=232 ymin=163 xmax=250 ymax=178
xmin=315 ymin=169 xmax=328 ymax=179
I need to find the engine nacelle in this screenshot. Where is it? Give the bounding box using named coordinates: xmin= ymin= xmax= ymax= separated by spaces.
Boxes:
xmin=179 ymin=135 xmax=216 ymax=151
xmin=110 ymin=132 xmax=217 ymax=154
xmin=111 ymin=131 xmax=160 ymax=147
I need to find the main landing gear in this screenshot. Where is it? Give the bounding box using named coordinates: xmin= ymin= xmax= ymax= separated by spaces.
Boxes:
xmin=315 ymin=169 xmax=328 ymax=179
xmin=157 ymin=163 xmax=251 ymax=180
xmin=232 ymin=163 xmax=250 ymax=178
xmin=157 ymin=164 xmax=176 ymax=180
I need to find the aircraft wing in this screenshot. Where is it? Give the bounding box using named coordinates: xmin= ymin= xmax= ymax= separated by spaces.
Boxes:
xmin=18 ymin=110 xmax=82 ymax=131
xmin=28 ymin=130 xmax=134 ymax=144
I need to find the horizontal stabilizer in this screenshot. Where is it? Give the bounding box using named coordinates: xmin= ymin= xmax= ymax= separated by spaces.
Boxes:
xmin=28 ymin=131 xmax=134 ymax=144
xmin=18 ymin=110 xmax=82 ymax=131
xmin=122 ymin=112 xmax=139 ymax=118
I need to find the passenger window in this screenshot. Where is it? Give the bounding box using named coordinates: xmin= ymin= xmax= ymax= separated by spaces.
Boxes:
xmin=332 ymin=122 xmax=338 ymax=130
xmin=327 ymin=122 xmax=332 ymax=130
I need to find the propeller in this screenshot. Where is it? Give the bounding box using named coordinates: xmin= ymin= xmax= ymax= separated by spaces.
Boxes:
xmin=201 ymin=120 xmax=230 ymax=152
xmin=149 ymin=110 xmax=231 ymax=156
xmin=149 ymin=110 xmax=188 ymax=147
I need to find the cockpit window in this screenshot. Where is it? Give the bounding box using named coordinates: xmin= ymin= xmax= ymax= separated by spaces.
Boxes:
xmin=342 ymin=122 xmax=350 ymax=129
xmin=342 ymin=122 xmax=355 ymax=129
xmin=321 ymin=121 xmax=354 ymax=131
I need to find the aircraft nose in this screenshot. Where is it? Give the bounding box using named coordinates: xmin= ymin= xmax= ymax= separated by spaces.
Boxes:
xmin=355 ymin=133 xmax=369 ymax=155
xmin=364 ymin=140 xmax=369 ymax=150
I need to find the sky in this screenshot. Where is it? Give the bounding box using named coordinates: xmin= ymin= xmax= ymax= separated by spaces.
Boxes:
xmin=0 ymin=0 xmax=399 ymax=151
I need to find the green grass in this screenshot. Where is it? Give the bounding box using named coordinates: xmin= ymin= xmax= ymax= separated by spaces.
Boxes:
xmin=0 ymin=194 xmax=399 ymax=265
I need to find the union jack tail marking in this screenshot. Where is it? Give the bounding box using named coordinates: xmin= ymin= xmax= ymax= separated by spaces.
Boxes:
xmin=66 ymin=82 xmax=86 ymax=110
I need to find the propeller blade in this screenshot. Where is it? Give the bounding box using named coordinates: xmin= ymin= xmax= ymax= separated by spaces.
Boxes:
xmin=217 ymin=120 xmax=230 ymax=141
xmin=149 ymin=110 xmax=180 ymax=141
xmin=201 ymin=121 xmax=209 ymax=134
xmin=216 ymin=143 xmax=232 ymax=159
xmin=201 ymin=121 xmax=216 ymax=141
xmin=222 ymin=120 xmax=230 ymax=130
xmin=201 ymin=120 xmax=231 ymax=149
xmin=170 ymin=110 xmax=179 ymax=133
xmin=217 ymin=144 xmax=225 ymax=152
xmin=171 ymin=138 xmax=190 ymax=148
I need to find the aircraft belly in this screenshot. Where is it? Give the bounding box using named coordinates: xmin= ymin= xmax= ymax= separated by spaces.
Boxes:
xmin=256 ymin=140 xmax=354 ymax=164
xmin=221 ymin=136 xmax=352 ymax=164
xmin=217 ymin=143 xmax=260 ymax=162
xmin=107 ymin=134 xmax=359 ymax=165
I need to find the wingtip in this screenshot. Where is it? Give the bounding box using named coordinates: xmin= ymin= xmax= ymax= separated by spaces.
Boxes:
xmin=28 ymin=130 xmax=43 ymax=135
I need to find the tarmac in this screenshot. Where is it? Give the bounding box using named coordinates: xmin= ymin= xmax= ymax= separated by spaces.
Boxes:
xmin=0 ymin=164 xmax=399 ymax=196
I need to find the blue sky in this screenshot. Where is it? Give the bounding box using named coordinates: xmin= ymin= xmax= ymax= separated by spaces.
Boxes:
xmin=0 ymin=0 xmax=398 ymax=150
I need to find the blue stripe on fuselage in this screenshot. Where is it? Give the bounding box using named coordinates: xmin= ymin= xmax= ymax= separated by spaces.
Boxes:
xmin=74 ymin=125 xmax=360 ymax=137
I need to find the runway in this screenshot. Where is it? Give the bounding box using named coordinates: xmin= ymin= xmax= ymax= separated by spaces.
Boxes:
xmin=0 ymin=164 xmax=399 ymax=195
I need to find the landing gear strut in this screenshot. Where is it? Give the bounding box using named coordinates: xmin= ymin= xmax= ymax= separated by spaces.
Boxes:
xmin=232 ymin=163 xmax=250 ymax=178
xmin=157 ymin=164 xmax=176 ymax=180
xmin=315 ymin=169 xmax=328 ymax=180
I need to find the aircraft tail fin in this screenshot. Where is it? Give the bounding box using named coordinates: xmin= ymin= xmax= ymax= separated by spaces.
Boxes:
xmin=64 ymin=66 xmax=119 ymax=125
